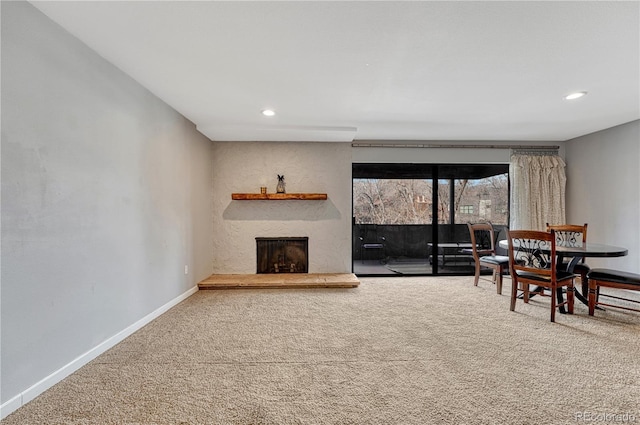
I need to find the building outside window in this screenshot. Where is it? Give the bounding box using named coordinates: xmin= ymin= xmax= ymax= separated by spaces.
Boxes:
xmin=460 ymin=205 xmax=474 ymax=214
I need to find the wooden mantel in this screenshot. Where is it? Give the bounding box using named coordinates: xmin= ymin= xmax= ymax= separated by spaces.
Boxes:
xmin=231 ymin=193 xmax=327 ymax=200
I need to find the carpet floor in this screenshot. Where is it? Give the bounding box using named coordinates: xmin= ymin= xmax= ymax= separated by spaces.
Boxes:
xmin=3 ymin=276 xmax=640 ymax=424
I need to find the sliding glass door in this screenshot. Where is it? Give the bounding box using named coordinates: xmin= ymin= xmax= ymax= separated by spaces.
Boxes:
xmin=352 ymin=163 xmax=509 ymax=276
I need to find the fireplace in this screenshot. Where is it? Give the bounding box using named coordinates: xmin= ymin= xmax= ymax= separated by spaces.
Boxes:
xmin=256 ymin=237 xmax=308 ymax=274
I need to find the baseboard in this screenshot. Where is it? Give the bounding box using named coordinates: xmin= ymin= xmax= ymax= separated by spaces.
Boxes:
xmin=0 ymin=396 xmax=22 ymax=421
xmin=0 ymin=285 xmax=199 ymax=420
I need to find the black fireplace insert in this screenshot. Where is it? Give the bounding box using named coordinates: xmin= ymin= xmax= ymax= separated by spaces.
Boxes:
xmin=256 ymin=237 xmax=308 ymax=274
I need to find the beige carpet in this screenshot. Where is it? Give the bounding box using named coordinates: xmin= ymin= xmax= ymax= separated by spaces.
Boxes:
xmin=3 ymin=276 xmax=640 ymax=424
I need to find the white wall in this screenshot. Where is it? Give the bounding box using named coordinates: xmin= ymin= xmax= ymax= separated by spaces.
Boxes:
xmin=212 ymin=141 xmax=352 ymax=273
xmin=1 ymin=1 xmax=214 ymax=414
xmin=566 ymin=120 xmax=640 ymax=272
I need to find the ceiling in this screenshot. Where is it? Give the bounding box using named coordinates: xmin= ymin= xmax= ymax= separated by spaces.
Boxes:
xmin=31 ymin=1 xmax=640 ymax=143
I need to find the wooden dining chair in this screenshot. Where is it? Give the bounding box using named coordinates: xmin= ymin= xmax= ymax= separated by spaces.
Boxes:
xmin=466 ymin=223 xmax=510 ymax=294
xmin=545 ymin=223 xmax=590 ymax=297
xmin=507 ymin=229 xmax=575 ymax=322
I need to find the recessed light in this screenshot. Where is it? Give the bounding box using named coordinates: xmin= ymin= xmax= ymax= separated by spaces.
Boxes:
xmin=564 ymin=91 xmax=587 ymax=100
xmin=262 ymin=109 xmax=276 ymax=117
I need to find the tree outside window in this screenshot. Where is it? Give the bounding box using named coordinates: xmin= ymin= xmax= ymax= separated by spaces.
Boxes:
xmin=354 ymin=173 xmax=508 ymax=225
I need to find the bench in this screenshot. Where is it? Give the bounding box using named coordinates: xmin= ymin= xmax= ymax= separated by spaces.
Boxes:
xmin=586 ymin=268 xmax=640 ymax=316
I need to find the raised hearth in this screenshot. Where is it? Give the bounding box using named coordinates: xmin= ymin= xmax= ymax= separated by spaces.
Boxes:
xmin=198 ymin=273 xmax=360 ymax=289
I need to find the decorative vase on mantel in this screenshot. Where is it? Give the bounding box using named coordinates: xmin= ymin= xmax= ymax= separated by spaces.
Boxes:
xmin=276 ymin=174 xmax=286 ymax=194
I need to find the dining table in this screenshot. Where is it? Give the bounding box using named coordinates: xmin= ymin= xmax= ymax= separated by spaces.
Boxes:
xmin=498 ymin=239 xmax=628 ymax=310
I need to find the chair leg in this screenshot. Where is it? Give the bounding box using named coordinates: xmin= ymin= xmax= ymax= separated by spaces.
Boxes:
xmin=580 ymin=272 xmax=602 ymax=303
xmin=510 ymin=278 xmax=518 ymax=311
xmin=588 ymin=280 xmax=597 ymax=316
xmin=473 ymin=261 xmax=480 ymax=286
xmin=567 ymin=283 xmax=574 ymax=314
xmin=550 ymin=286 xmax=557 ymax=322
xmin=496 ymin=269 xmax=503 ymax=295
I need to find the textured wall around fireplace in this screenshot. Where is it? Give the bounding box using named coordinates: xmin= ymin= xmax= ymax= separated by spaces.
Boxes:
xmin=211 ymin=141 xmax=351 ymax=274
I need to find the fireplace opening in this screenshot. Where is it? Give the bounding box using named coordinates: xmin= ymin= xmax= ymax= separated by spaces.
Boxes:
xmin=256 ymin=237 xmax=308 ymax=274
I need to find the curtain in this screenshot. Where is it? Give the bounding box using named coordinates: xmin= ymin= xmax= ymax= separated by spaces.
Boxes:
xmin=510 ymin=154 xmax=566 ymax=231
